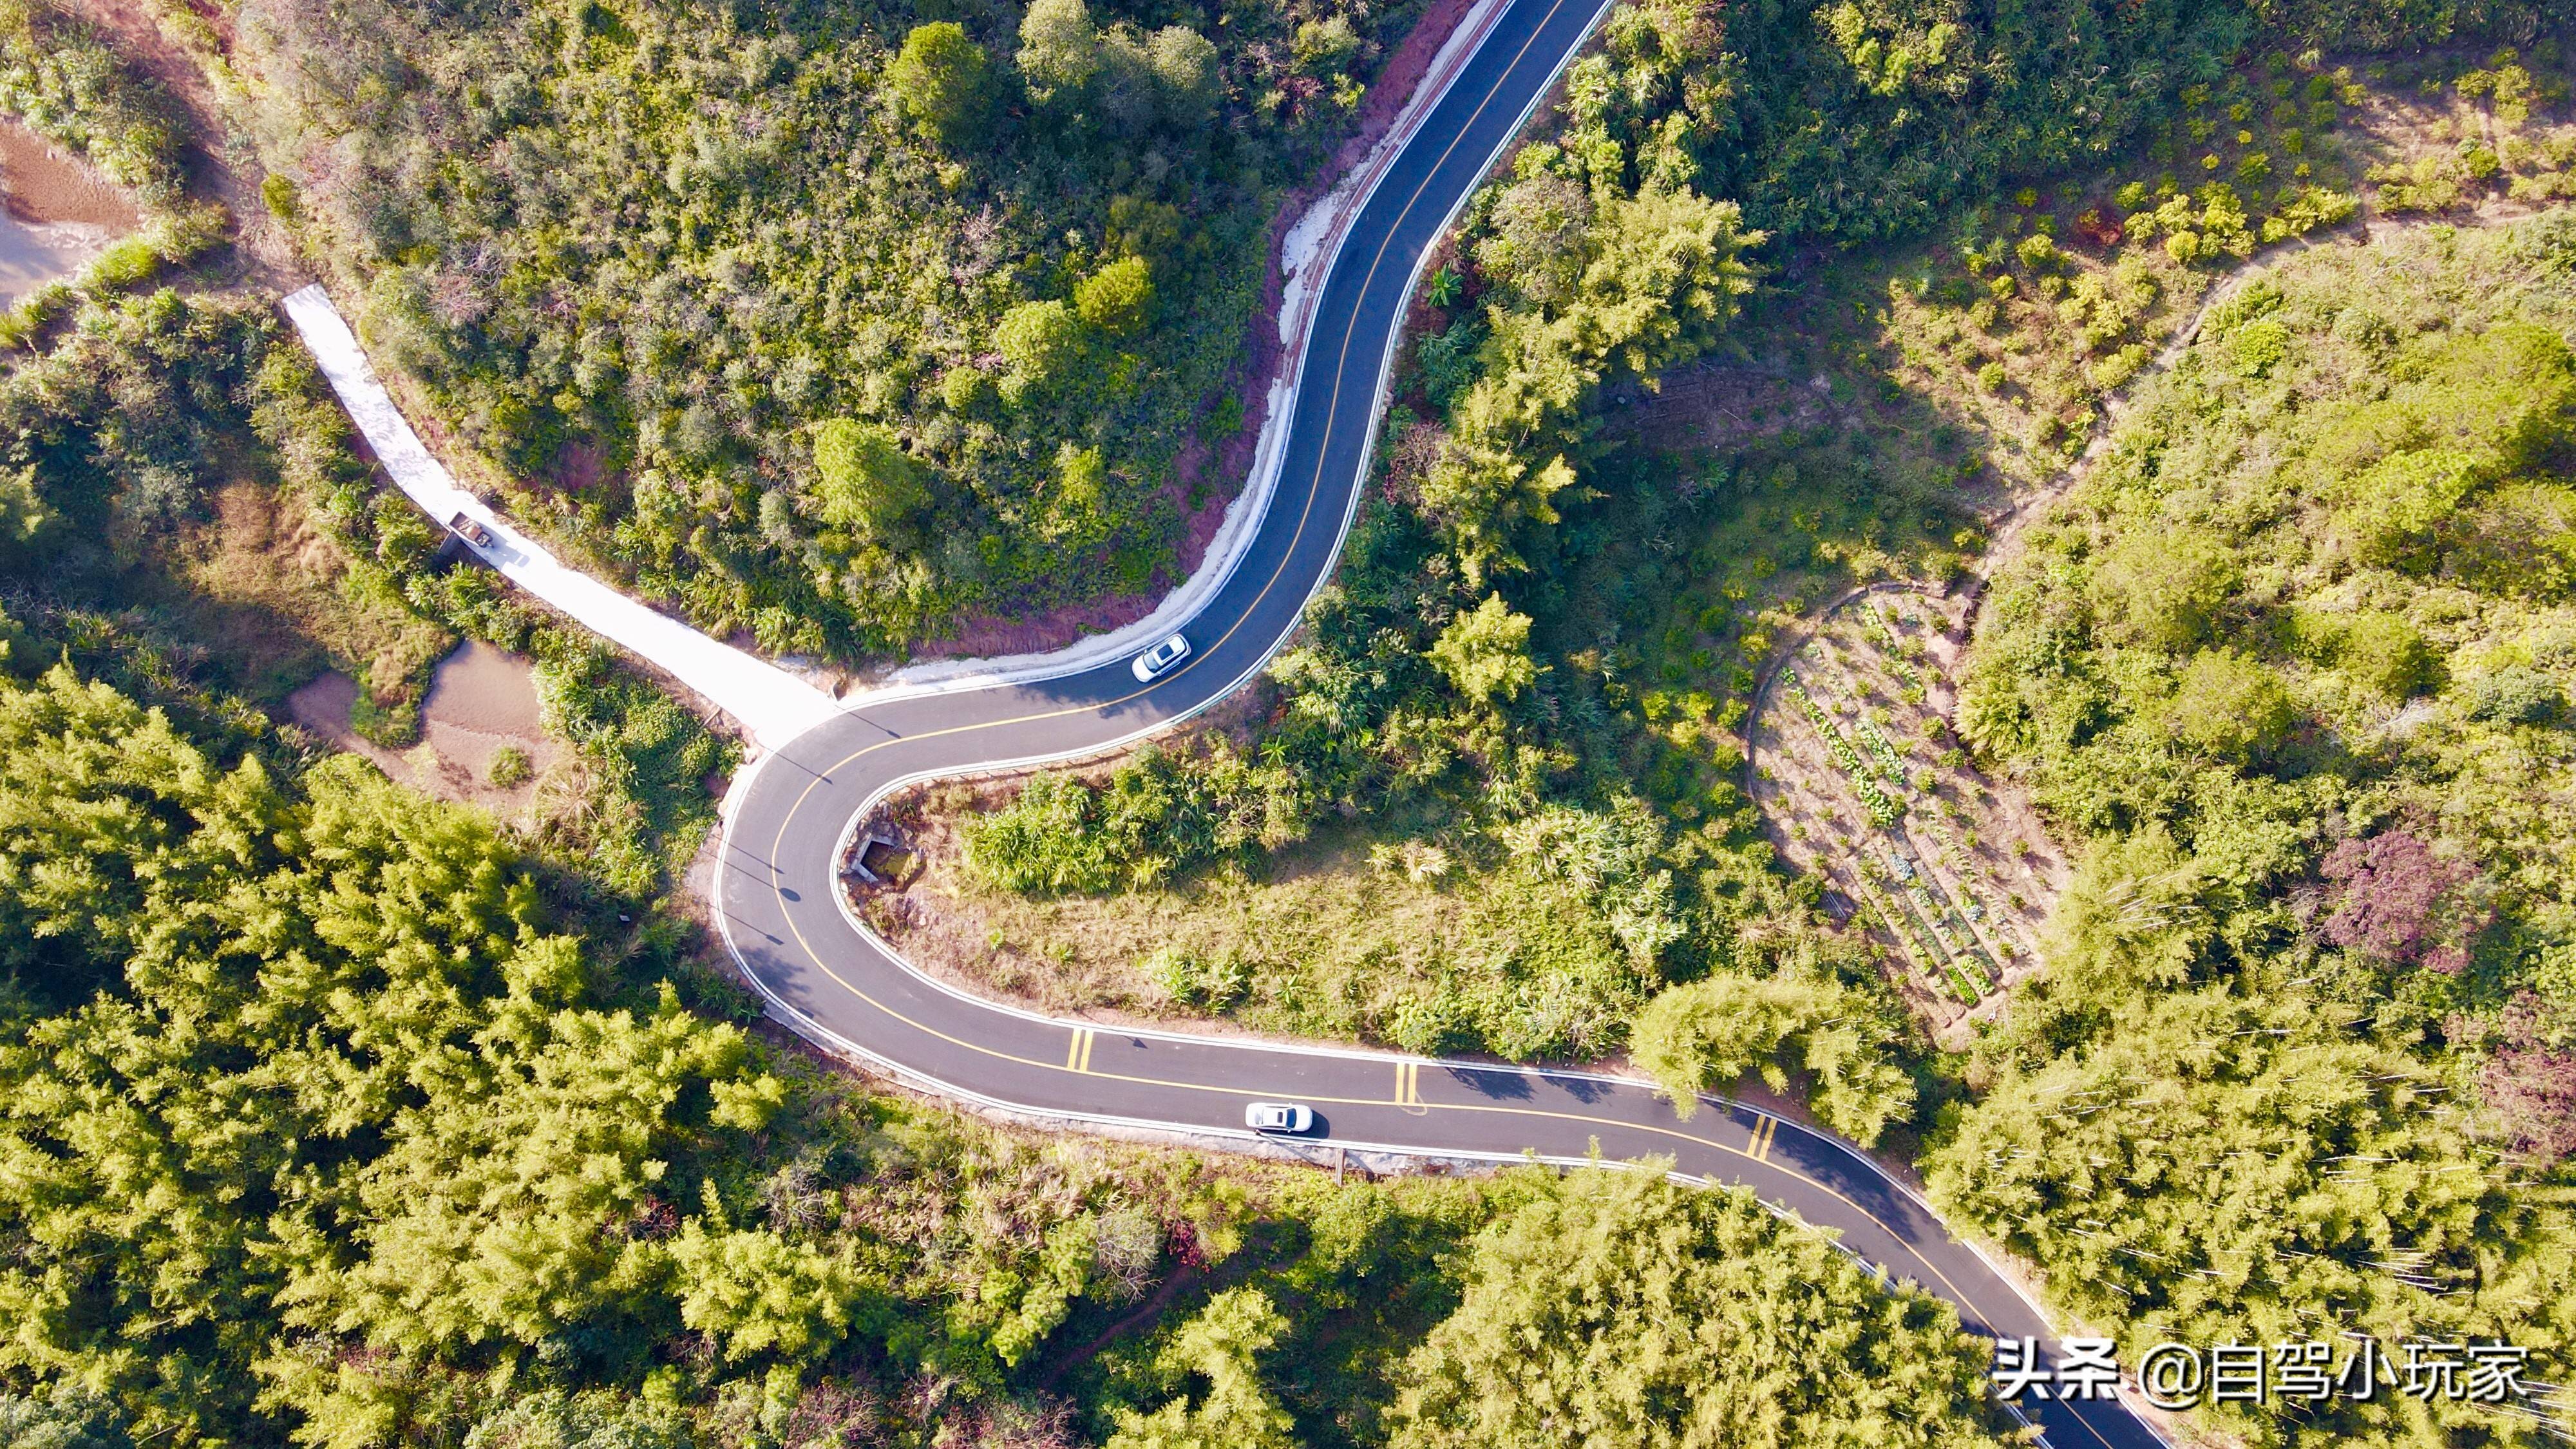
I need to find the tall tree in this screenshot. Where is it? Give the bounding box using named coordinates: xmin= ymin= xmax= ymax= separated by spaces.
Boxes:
xmin=886 ymin=23 xmax=995 ymax=147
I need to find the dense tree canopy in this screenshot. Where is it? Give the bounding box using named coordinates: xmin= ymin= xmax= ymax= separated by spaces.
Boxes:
xmin=0 ymin=665 xmax=787 ymax=1441
xmin=1385 ymin=1167 xmax=2009 ymax=1449
xmin=1631 ymin=962 xmax=1915 ymax=1143
xmin=0 ymin=652 xmax=1998 ymax=1449
xmin=237 ymin=0 xmax=1426 ymax=658
xmin=1933 ymin=214 xmax=2576 ymax=1447
xmin=227 ymin=0 xmax=2534 ymax=666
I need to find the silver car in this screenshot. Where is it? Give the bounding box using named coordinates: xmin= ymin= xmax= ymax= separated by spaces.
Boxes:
xmin=1244 ymin=1101 xmax=1312 ymax=1134
xmin=1130 ymin=632 xmax=1191 ymax=681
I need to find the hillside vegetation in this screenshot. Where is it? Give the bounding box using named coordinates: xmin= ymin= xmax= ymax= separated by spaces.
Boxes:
xmin=917 ymin=19 xmax=2576 ymax=1441
xmin=234 ymin=0 xmax=1425 ymax=658
xmin=0 ymin=0 xmax=226 ymax=345
xmin=0 ymin=635 xmax=2012 ymax=1446
xmin=0 ymin=287 xmax=734 ymax=891
xmin=1920 ymin=216 xmax=2576 ymax=1447
xmin=6 ymin=0 xmax=2575 ymax=1442
xmin=920 ymin=0 xmax=2548 ymax=1101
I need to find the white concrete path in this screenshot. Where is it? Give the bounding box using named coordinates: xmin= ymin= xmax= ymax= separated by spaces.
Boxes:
xmin=280 ymin=285 xmax=842 ymax=750
xmin=278 ymin=0 xmax=1504 ymax=743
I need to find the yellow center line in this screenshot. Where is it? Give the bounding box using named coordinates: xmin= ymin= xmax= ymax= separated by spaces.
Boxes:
xmin=761 ymin=0 xmax=1584 ymax=856
xmin=755 ymin=0 xmax=1588 ymax=1103
xmin=732 ymin=0 xmax=2084 ymax=1394
xmin=768 ymin=889 xmax=1987 ymax=1317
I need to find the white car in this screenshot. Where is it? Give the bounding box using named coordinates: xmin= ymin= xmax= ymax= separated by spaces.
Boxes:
xmin=1244 ymin=1101 xmax=1313 ymax=1134
xmin=1130 ymin=632 xmax=1191 ymax=681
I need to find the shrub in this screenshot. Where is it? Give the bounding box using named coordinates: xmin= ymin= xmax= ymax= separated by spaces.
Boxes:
xmin=1144 ymin=944 xmax=1250 ymax=1009
xmin=1386 ymin=992 xmax=1474 ymax=1055
xmin=2233 ymin=317 xmax=2291 ymax=375
xmin=1074 ymin=255 xmax=1156 ymax=337
xmin=2336 ymin=611 xmax=2434 ymax=699
xmin=885 ymin=23 xmax=994 ymax=147
xmin=810 ymin=419 xmax=929 ymax=536
xmin=2468 ymin=666 xmax=2564 ymax=723
xmin=2320 ymin=829 xmax=2485 ymax=974
xmin=488 ymin=744 xmax=532 ymax=788
xmin=994 ymin=298 xmax=1086 ymax=386
xmin=1426 ymin=594 xmax=1536 ymax=703
xmin=2166 ymin=648 xmax=2293 ymax=758
xmin=82 ymin=237 xmax=159 ymax=290
xmin=2094 ymin=528 xmax=2237 ymax=649
xmin=0 ymin=0 xmax=185 ymax=202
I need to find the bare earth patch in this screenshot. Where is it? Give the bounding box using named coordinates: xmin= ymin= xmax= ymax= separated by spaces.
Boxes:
xmin=0 ymin=118 xmax=138 ymax=304
xmin=184 ymin=478 xmax=455 ymax=708
xmin=289 ymin=639 xmax=558 ymax=812
xmin=0 ymin=118 xmax=140 ymax=226
xmin=1749 ymin=586 xmax=2067 ymax=1045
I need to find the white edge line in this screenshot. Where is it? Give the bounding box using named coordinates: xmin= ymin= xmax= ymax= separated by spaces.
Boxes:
xmin=722 ymin=0 xmax=1622 ymax=1072
xmin=725 ymin=914 xmax=2083 ymax=1448
xmin=706 ymin=1 xmax=2170 ymax=1437
xmin=851 ymin=0 xmax=1520 ymax=708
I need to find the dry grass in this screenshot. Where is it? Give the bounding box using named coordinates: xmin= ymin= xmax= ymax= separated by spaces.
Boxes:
xmin=873 ymin=786 xmax=1637 ymax=1057
xmin=180 ymin=478 xmax=453 ymax=717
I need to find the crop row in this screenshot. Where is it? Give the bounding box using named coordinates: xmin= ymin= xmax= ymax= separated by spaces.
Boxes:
xmin=1784 ymin=672 xmax=1904 ymax=826
xmin=1783 ymin=660 xmax=2000 ymax=1006
xmin=1904 ymin=873 xmax=1996 ymax=1001
xmin=1859 ymin=719 xmax=1909 ymax=782
xmin=1909 ymin=811 xmax=2032 ymax=965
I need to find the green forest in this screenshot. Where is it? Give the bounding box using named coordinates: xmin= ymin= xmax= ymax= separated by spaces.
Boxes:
xmin=933 ymin=3 xmax=2576 ymax=1443
xmin=943 ymin=0 xmax=2521 ymax=1079
xmin=8 ymin=0 xmax=2576 ymax=1439
xmin=1931 ymin=217 xmax=2576 ymax=1446
xmin=216 ymin=0 xmax=2483 ymax=662
xmin=232 ymin=0 xmax=1430 ymax=656
xmin=0 ymin=639 xmax=2012 ymax=1445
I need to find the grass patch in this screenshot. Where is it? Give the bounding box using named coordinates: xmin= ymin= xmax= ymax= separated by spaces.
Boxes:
xmin=890 ymin=793 xmax=1665 ymax=1061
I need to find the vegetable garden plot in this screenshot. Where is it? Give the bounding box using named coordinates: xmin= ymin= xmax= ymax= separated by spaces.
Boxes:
xmin=1750 ymin=587 xmax=2065 ymax=1041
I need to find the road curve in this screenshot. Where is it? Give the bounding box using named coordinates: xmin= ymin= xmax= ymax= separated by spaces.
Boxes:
xmin=715 ymin=1 xmax=2166 ymax=1443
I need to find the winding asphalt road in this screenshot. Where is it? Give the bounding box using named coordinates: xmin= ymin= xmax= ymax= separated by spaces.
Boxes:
xmin=714 ymin=0 xmax=2168 ymax=1443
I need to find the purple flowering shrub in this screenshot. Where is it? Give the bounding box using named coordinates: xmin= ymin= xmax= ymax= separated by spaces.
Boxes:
xmin=2319 ymin=829 xmax=2487 ymax=974
xmin=2481 ymin=994 xmax=2576 ymax=1167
